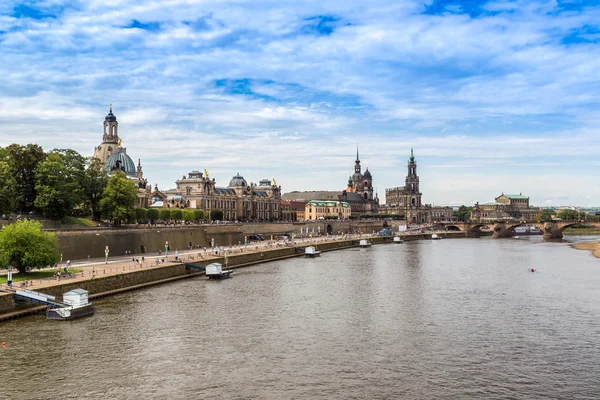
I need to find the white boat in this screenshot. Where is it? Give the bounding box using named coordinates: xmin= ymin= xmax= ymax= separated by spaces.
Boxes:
xmin=431 ymin=234 xmax=441 ymax=240
xmin=47 ymin=289 xmax=94 ymax=320
xmin=359 ymin=239 xmax=372 ymax=248
xmin=304 ymin=246 xmax=321 ymax=257
xmin=393 ymin=236 xmax=404 ymax=243
xmin=205 ymin=263 xmax=233 ymax=279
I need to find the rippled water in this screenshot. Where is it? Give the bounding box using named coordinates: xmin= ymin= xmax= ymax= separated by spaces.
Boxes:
xmin=2 ymin=237 xmax=600 ymax=399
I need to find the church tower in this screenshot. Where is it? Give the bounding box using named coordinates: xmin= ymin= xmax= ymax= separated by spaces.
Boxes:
xmin=351 ymin=145 xmax=364 ymax=191
xmin=405 ymin=149 xmax=421 ymax=207
xmin=93 ymin=105 xmax=120 ymax=164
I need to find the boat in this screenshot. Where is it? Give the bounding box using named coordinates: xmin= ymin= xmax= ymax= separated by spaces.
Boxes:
xmin=512 ymin=226 xmax=542 ymax=236
xmin=304 ymin=246 xmax=321 ymax=257
xmin=431 ymin=234 xmax=441 ymax=240
xmin=205 ymin=262 xmax=233 ymax=279
xmin=46 ymin=289 xmax=94 ymax=320
xmin=359 ymin=239 xmax=372 ymax=248
xmin=393 ymin=236 xmax=404 ymax=243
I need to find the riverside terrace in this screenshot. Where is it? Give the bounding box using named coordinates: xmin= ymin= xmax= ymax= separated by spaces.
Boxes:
xmin=0 ymin=230 xmax=467 ymax=320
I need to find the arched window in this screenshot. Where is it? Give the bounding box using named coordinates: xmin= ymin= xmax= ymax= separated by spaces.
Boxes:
xmin=412 ymin=198 xmax=416 ymax=206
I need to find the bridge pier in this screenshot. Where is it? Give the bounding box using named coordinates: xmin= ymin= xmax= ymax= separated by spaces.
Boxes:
xmin=543 ymin=222 xmax=563 ymax=241
xmin=492 ymin=223 xmax=515 ymax=239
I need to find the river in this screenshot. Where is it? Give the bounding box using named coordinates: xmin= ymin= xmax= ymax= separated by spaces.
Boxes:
xmin=1 ymin=236 xmax=600 ymax=399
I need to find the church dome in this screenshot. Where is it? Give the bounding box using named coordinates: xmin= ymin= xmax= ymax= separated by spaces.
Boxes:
xmin=229 ymin=173 xmax=247 ymax=187
xmin=352 ymin=172 xmax=363 ymax=181
xmin=364 ymin=168 xmax=372 ymax=178
xmin=106 ymin=150 xmax=136 ymax=176
xmin=105 ymin=106 xmax=117 ymax=122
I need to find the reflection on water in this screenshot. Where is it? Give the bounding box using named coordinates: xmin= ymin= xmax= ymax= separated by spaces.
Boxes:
xmin=2 ymin=237 xmax=600 ymax=399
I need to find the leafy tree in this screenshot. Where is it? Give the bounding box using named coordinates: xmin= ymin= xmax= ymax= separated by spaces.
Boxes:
xmin=34 ymin=152 xmax=83 ymax=218
xmin=100 ymin=171 xmax=138 ymax=225
xmin=557 ymin=209 xmax=580 ymax=221
xmin=210 ymin=209 xmax=223 ymax=221
xmin=194 ymin=210 xmax=205 ymax=221
xmin=534 ymin=209 xmax=556 ymax=222
xmin=453 ymin=205 xmax=472 ymax=222
xmin=147 ymin=208 xmax=159 ymax=223
xmin=5 ymin=144 xmax=46 ymax=213
xmin=159 ymin=208 xmax=171 ymax=222
xmin=135 ymin=208 xmax=147 ymax=223
xmin=82 ymin=157 xmax=109 ymax=221
xmin=0 ymin=160 xmax=17 ymax=215
xmin=170 ymin=209 xmax=183 ymax=221
xmin=182 ymin=209 xmax=195 ymax=222
xmin=0 ymin=220 xmax=61 ymax=273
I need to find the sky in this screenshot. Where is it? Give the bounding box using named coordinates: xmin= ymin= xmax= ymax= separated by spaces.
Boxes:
xmin=1 ymin=0 xmax=600 ymax=207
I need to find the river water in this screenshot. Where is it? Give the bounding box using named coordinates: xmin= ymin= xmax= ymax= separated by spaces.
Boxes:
xmin=1 ymin=236 xmax=600 ymax=399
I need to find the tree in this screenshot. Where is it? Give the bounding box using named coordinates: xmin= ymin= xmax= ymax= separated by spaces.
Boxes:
xmin=557 ymin=209 xmax=579 ymax=221
xmin=194 ymin=210 xmax=205 ymax=221
xmin=170 ymin=209 xmax=183 ymax=221
xmin=5 ymin=144 xmax=46 ymax=213
xmin=211 ymin=209 xmax=223 ymax=221
xmin=135 ymin=208 xmax=147 ymax=223
xmin=0 ymin=160 xmax=17 ymax=215
xmin=535 ymin=209 xmax=556 ymax=222
xmin=182 ymin=209 xmax=195 ymax=222
xmin=0 ymin=220 xmax=61 ymax=273
xmin=100 ymin=171 xmax=138 ymax=225
xmin=453 ymin=205 xmax=472 ymax=222
xmin=147 ymin=208 xmax=159 ymax=223
xmin=159 ymin=208 xmax=171 ymax=222
xmin=34 ymin=152 xmax=83 ymax=218
xmin=82 ymin=157 xmax=109 ymax=221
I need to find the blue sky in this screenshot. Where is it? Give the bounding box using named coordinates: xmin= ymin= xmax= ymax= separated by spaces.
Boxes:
xmin=1 ymin=0 xmax=600 ymax=206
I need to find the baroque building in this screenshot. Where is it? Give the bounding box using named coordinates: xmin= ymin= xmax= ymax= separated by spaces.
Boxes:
xmin=93 ymin=106 xmax=150 ymax=208
xmin=151 ymin=171 xmax=282 ymax=221
xmin=471 ymin=193 xmax=540 ymax=221
xmin=380 ymin=149 xmax=453 ymax=223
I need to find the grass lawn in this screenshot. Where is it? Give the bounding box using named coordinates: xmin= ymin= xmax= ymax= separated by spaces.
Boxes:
xmin=564 ymin=228 xmax=600 ymax=235
xmin=0 ymin=269 xmax=83 ymax=284
xmin=62 ymin=216 xmax=97 ymax=227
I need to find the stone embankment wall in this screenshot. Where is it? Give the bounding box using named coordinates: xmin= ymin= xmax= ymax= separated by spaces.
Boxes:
xmin=56 ymin=220 xmax=392 ymax=260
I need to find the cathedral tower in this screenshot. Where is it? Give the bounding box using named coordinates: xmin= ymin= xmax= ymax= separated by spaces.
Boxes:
xmin=93 ymin=105 xmax=120 ymax=164
xmin=405 ymin=149 xmax=421 ymax=206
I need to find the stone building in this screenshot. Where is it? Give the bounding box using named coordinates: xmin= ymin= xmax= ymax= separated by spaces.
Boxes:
xmin=92 ymin=106 xmax=151 ymax=208
xmin=472 ymin=193 xmax=540 ymax=221
xmin=304 ymin=200 xmax=351 ymax=221
xmin=380 ymin=149 xmax=453 ymax=223
xmin=282 ymin=147 xmax=379 ymax=217
xmin=152 ymin=171 xmax=282 ymax=221
xmin=281 ymin=200 xmax=307 ymax=221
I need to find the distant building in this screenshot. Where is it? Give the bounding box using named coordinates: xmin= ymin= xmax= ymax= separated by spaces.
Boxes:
xmin=282 ymin=147 xmax=379 ymax=217
xmin=281 ymin=200 xmax=308 ymax=221
xmin=380 ymin=149 xmax=453 ymax=223
xmin=304 ymin=200 xmax=351 ymax=220
xmin=472 ymin=193 xmax=540 ymax=221
xmin=92 ymin=106 xmax=150 ymax=208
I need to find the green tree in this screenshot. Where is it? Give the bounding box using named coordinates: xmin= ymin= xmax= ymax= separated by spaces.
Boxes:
xmin=182 ymin=209 xmax=195 ymax=222
xmin=170 ymin=209 xmax=183 ymax=221
xmin=210 ymin=209 xmax=223 ymax=221
xmin=147 ymin=208 xmax=159 ymax=223
xmin=0 ymin=160 xmax=17 ymax=215
xmin=194 ymin=210 xmax=205 ymax=221
xmin=535 ymin=209 xmax=556 ymax=222
xmin=5 ymin=144 xmax=46 ymax=213
xmin=557 ymin=209 xmax=580 ymax=221
xmin=135 ymin=208 xmax=147 ymax=223
xmin=34 ymin=152 xmax=83 ymax=218
xmin=100 ymin=171 xmax=138 ymax=225
xmin=82 ymin=157 xmax=109 ymax=221
xmin=453 ymin=205 xmax=472 ymax=222
xmin=159 ymin=208 xmax=171 ymax=222
xmin=0 ymin=220 xmax=61 ymax=273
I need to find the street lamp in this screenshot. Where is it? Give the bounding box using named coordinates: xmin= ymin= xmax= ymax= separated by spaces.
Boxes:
xmin=96 ymin=233 xmax=109 ymax=264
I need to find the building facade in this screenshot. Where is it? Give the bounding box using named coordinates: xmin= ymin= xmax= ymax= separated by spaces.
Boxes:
xmin=304 ymin=200 xmax=351 ymax=220
xmin=380 ymin=149 xmax=453 ymax=223
xmin=472 ymin=193 xmax=540 ymax=221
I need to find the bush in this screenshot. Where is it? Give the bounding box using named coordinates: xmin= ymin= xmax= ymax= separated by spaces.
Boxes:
xmin=159 ymin=208 xmax=171 ymax=222
xmin=194 ymin=210 xmax=205 ymax=221
xmin=135 ymin=208 xmax=147 ymax=223
xmin=183 ymin=209 xmax=195 ymax=222
xmin=210 ymin=209 xmax=223 ymax=221
xmin=170 ymin=209 xmax=183 ymax=221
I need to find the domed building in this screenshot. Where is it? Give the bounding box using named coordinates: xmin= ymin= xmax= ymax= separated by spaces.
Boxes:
xmin=92 ymin=106 xmax=151 ymax=208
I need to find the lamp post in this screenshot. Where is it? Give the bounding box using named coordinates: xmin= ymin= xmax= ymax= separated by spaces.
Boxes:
xmin=96 ymin=233 xmax=109 ymax=264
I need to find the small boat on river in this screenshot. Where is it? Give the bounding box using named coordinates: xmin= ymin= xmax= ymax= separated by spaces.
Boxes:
xmin=359 ymin=239 xmax=372 ymax=248
xmin=46 ymin=289 xmax=94 ymax=320
xmin=431 ymin=234 xmax=441 ymax=240
xmin=393 ymin=237 xmax=404 ymax=243
xmin=205 ymin=263 xmax=233 ymax=279
xmin=304 ymin=246 xmax=321 ymax=258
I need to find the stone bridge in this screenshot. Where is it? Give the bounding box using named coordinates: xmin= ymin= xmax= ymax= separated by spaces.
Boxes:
xmin=432 ymin=221 xmax=600 ymax=241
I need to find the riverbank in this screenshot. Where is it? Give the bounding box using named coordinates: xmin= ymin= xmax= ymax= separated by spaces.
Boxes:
xmin=564 ymin=228 xmax=600 ymax=235
xmin=0 ymin=231 xmax=465 ymax=321
xmin=571 ymin=241 xmax=600 ymax=259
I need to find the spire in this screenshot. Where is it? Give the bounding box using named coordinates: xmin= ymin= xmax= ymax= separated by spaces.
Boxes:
xmin=356 ymin=144 xmax=359 ymax=161
xmin=110 ymin=103 xmax=112 ymax=113
xmin=410 ymin=148 xmax=415 ymax=162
